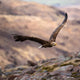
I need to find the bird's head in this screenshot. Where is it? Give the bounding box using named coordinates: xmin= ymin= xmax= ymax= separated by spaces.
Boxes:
xmin=51 ymin=42 xmax=57 ymax=46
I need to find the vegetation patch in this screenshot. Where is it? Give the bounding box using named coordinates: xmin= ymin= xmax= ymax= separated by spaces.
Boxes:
xmin=42 ymin=64 xmax=58 ymax=72
xmin=71 ymin=72 xmax=80 ymax=78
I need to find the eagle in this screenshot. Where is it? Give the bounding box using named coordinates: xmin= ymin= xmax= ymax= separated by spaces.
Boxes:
xmin=13 ymin=13 xmax=68 ymax=48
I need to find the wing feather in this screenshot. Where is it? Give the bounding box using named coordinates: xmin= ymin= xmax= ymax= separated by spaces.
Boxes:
xmin=13 ymin=34 xmax=48 ymax=45
xmin=49 ymin=13 xmax=68 ymax=42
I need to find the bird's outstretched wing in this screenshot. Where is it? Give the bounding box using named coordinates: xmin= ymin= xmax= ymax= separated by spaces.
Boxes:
xmin=49 ymin=13 xmax=68 ymax=42
xmin=13 ymin=34 xmax=48 ymax=45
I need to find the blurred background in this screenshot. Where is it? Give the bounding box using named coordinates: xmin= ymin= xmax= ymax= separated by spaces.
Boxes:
xmin=23 ymin=0 xmax=80 ymax=7
xmin=0 ymin=0 xmax=80 ymax=68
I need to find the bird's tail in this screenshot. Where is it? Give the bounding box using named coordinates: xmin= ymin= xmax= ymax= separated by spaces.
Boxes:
xmin=13 ymin=34 xmax=27 ymax=42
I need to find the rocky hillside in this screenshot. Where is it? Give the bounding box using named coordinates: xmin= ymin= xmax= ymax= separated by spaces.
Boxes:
xmin=0 ymin=0 xmax=80 ymax=68
xmin=0 ymin=52 xmax=80 ymax=80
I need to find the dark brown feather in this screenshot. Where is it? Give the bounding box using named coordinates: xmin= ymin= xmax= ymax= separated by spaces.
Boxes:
xmin=13 ymin=34 xmax=48 ymax=45
xmin=49 ymin=13 xmax=68 ymax=42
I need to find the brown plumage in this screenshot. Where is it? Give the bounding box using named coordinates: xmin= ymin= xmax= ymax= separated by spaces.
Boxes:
xmin=13 ymin=13 xmax=68 ymax=48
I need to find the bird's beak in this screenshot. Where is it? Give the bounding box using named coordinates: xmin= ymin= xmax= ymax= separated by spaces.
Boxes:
xmin=54 ymin=42 xmax=57 ymax=46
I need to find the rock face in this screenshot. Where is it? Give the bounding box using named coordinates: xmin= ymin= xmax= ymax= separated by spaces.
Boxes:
xmin=0 ymin=52 xmax=80 ymax=80
xmin=0 ymin=0 xmax=80 ymax=68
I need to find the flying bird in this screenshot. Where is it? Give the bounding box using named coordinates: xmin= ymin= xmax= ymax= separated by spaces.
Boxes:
xmin=13 ymin=13 xmax=68 ymax=48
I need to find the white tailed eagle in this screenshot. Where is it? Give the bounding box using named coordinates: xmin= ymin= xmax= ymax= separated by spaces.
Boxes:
xmin=13 ymin=13 xmax=68 ymax=48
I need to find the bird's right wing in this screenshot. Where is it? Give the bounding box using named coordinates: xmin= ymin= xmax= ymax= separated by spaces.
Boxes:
xmin=49 ymin=13 xmax=68 ymax=42
xmin=13 ymin=34 xmax=48 ymax=45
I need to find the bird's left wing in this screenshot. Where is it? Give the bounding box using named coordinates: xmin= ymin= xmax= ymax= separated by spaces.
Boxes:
xmin=49 ymin=13 xmax=68 ymax=42
xmin=13 ymin=34 xmax=48 ymax=45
